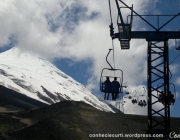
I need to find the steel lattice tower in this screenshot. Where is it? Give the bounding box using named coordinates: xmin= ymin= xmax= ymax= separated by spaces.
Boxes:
xmin=147 ymin=41 xmax=170 ymax=138
xmin=108 ymin=0 xmax=180 ymax=139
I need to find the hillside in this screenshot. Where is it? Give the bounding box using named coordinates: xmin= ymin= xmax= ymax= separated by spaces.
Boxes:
xmin=0 ymin=85 xmax=48 ymax=112
xmin=0 ymin=101 xmax=179 ymax=140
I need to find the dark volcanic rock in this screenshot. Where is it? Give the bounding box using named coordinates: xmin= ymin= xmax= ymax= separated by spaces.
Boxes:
xmin=0 ymin=85 xmax=48 ymax=110
xmin=0 ymin=101 xmax=179 ymax=140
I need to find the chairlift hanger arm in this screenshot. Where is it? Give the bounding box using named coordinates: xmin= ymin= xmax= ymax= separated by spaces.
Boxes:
xmin=133 ymin=90 xmax=137 ymax=97
xmin=142 ymin=87 xmax=146 ymax=96
xmin=106 ymin=49 xmax=114 ymax=69
xmin=128 ymin=88 xmax=133 ymax=93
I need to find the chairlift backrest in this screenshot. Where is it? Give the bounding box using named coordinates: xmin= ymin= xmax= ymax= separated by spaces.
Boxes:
xmin=138 ymin=94 xmax=147 ymax=102
xmin=100 ymin=68 xmax=123 ymax=93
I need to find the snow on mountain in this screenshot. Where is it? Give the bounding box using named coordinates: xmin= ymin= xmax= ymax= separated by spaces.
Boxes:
xmin=0 ymin=47 xmax=115 ymax=112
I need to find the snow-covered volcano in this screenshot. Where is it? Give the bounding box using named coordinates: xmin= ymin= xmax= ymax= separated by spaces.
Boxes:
xmin=0 ymin=48 xmax=115 ymax=112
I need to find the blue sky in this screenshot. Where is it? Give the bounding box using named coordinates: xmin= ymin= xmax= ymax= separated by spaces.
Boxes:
xmin=0 ymin=0 xmax=180 ymax=117
xmin=54 ymin=58 xmax=93 ymax=85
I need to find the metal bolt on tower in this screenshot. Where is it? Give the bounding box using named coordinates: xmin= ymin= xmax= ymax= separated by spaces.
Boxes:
xmin=108 ymin=0 xmax=180 ymax=139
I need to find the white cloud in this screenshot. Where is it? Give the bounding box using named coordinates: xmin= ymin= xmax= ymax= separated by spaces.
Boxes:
xmin=175 ymin=77 xmax=180 ymax=85
xmin=176 ymin=92 xmax=179 ymax=99
xmin=0 ymin=0 xmax=172 ymax=115
xmin=0 ymin=0 xmax=158 ymax=59
xmin=170 ymin=64 xmax=180 ymax=75
xmin=86 ymin=77 xmax=97 ymax=91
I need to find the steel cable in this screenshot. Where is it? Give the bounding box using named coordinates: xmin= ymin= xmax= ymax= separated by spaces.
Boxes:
xmin=108 ymin=0 xmax=116 ymax=76
xmin=169 ymin=52 xmax=180 ymax=65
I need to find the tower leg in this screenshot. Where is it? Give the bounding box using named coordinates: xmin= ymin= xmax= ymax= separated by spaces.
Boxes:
xmin=147 ymin=41 xmax=171 ymax=139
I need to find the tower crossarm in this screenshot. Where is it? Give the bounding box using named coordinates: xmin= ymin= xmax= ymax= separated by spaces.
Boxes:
xmin=114 ymin=31 xmax=180 ymax=41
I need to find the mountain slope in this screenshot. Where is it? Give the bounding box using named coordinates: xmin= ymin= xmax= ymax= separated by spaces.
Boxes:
xmin=0 ymin=47 xmax=115 ymax=112
xmin=0 ymin=101 xmax=180 ymax=140
xmin=0 ymin=85 xmax=48 ymax=112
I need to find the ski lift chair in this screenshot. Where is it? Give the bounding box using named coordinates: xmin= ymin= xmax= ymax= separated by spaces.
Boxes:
xmin=132 ymin=98 xmax=137 ymax=104
xmin=137 ymin=87 xmax=147 ymax=107
xmin=100 ymin=47 xmax=124 ymax=101
xmin=131 ymin=90 xmax=138 ymax=104
xmin=138 ymin=98 xmax=147 ymax=107
xmin=128 ymin=95 xmax=132 ymax=99
xmin=124 ymin=87 xmax=132 ymax=98
xmin=157 ymin=83 xmax=176 ymax=105
xmin=100 ymin=68 xmax=123 ymax=101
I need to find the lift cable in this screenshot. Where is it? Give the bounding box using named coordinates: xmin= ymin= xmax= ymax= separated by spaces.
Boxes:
xmin=169 ymin=68 xmax=172 ymax=80
xmin=112 ymin=40 xmax=116 ymax=75
xmin=169 ymin=52 xmax=180 ymax=65
xmin=108 ymin=0 xmax=116 ymax=75
xmin=108 ymin=0 xmax=113 ymax=24
xmin=168 ymin=52 xmax=180 ymax=80
xmin=168 ymin=46 xmax=180 ymax=80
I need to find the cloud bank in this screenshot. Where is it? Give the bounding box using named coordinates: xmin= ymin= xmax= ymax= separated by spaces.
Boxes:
xmin=1 ymin=0 xmax=179 ymax=115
